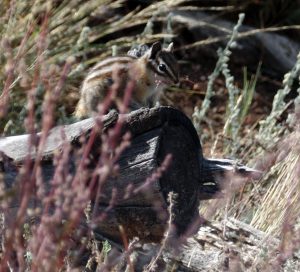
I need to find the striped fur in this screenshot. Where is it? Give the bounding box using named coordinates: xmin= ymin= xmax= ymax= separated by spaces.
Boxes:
xmin=75 ymin=42 xmax=179 ymax=118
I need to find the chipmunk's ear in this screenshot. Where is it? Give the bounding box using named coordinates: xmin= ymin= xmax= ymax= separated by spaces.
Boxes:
xmin=166 ymin=42 xmax=174 ymax=52
xmin=149 ymin=42 xmax=162 ymax=59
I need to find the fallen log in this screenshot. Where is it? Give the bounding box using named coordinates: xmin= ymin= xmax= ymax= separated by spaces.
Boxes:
xmin=170 ymin=10 xmax=300 ymax=78
xmin=0 ymin=107 xmax=259 ymax=245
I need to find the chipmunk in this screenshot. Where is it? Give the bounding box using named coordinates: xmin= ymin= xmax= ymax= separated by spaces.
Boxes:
xmin=74 ymin=42 xmax=179 ymax=118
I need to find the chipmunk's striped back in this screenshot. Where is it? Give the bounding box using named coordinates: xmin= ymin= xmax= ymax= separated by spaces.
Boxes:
xmin=87 ymin=56 xmax=134 ymax=80
xmin=75 ymin=42 xmax=179 ymax=118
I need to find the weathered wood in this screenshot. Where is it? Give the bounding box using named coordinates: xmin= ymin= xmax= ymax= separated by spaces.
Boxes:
xmin=90 ymin=108 xmax=203 ymax=242
xmin=0 ymin=107 xmax=259 ymax=245
xmin=171 ymin=10 xmax=300 ymax=77
xmin=159 ymin=217 xmax=280 ymax=271
xmin=123 ymin=217 xmax=280 ymax=272
xmin=0 ymin=109 xmax=118 ymax=162
xmin=93 ymin=217 xmax=282 ymax=271
xmin=0 ymin=107 xmax=203 ymax=244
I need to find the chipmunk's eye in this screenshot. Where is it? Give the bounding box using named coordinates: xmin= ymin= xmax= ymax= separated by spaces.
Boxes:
xmin=158 ymin=63 xmax=167 ymax=72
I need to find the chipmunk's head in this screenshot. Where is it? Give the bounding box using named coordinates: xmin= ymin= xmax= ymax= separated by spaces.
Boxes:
xmin=145 ymin=42 xmax=179 ymax=85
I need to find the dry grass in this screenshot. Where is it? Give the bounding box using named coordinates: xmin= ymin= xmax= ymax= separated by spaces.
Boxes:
xmin=251 ymin=132 xmax=300 ymax=235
